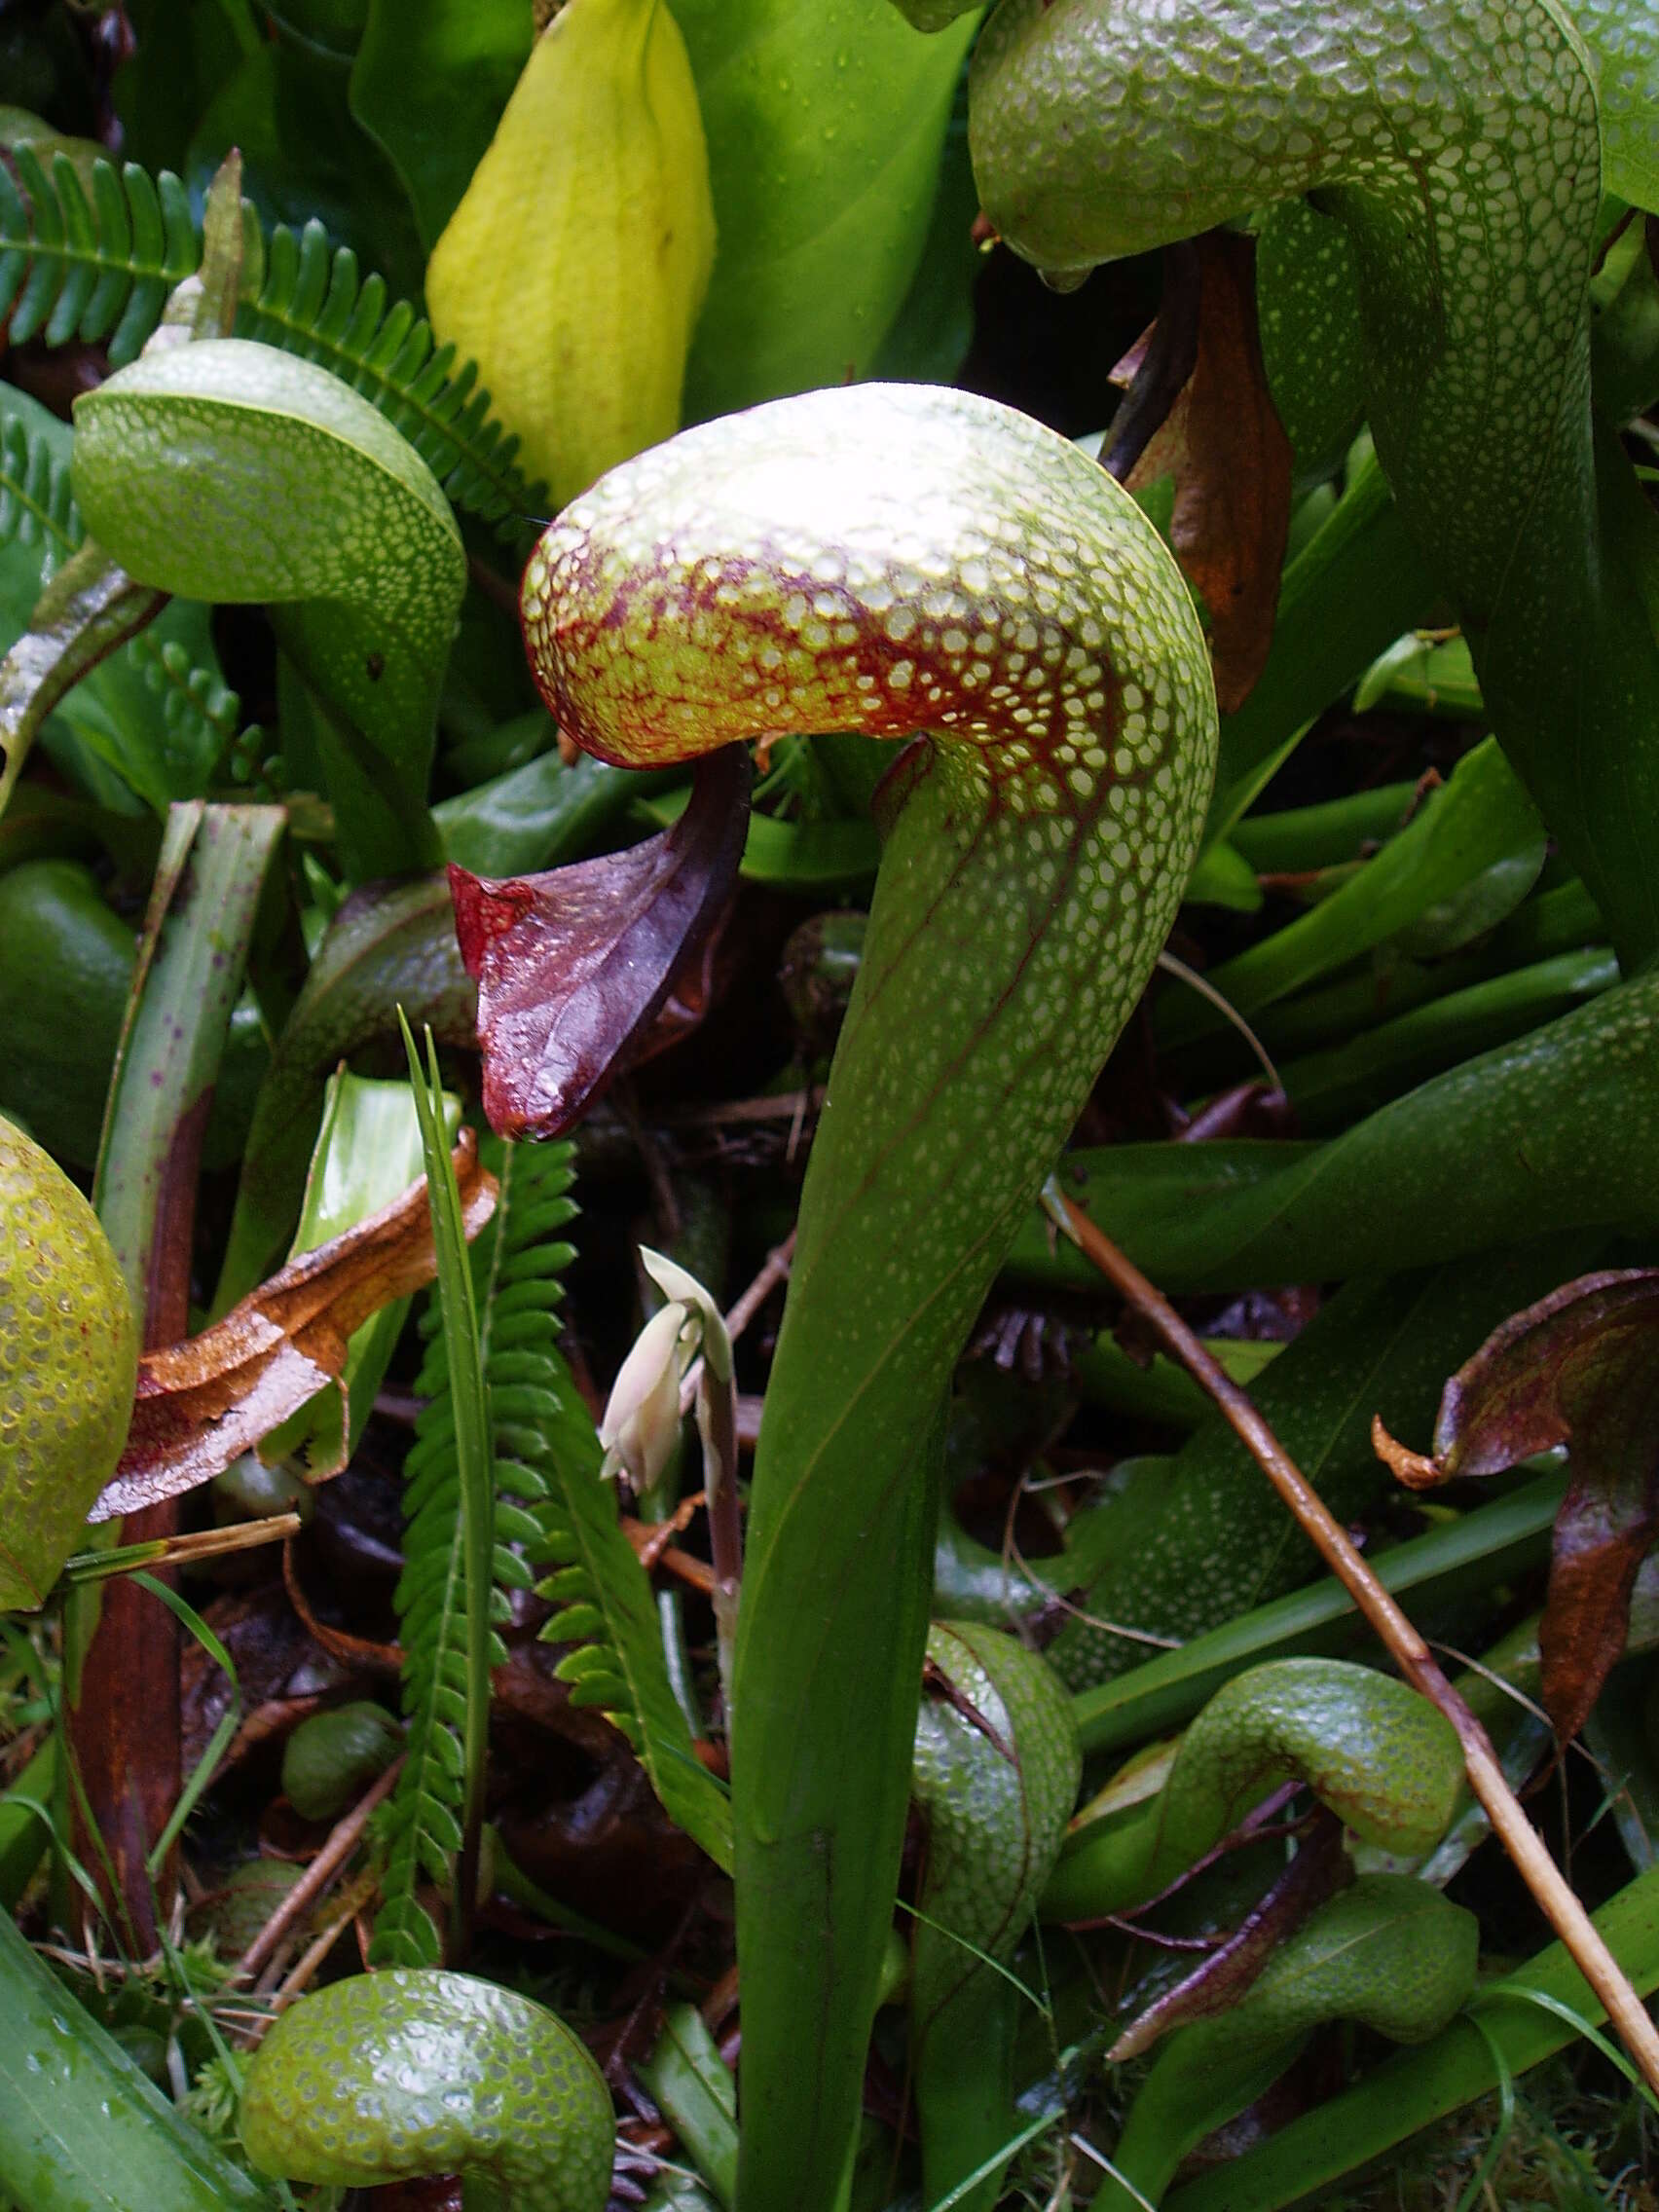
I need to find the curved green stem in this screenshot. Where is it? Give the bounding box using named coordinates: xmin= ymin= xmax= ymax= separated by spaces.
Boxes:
xmin=521 ymin=381 xmax=1216 ymax=2210
xmin=239 ymin=1968 xmax=614 ymax=2211
xmin=942 ymin=0 xmax=1659 ymax=963
xmin=1041 ymin=1657 xmax=1463 ymax=1922
xmin=70 ymin=336 xmax=466 ymax=881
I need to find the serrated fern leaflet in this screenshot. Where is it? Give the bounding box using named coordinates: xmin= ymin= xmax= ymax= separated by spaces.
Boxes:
xmin=238 ymin=224 xmax=545 ymax=534
xmin=372 ymin=1130 xmax=730 ymax=1971
xmin=0 ymin=401 xmax=244 ymax=785
xmin=0 ymin=147 xmax=546 ymax=539
xmin=0 ymin=148 xmax=196 ymax=365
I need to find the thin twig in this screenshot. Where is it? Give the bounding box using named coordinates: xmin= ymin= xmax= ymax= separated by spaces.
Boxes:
xmin=270 ymin=1866 xmax=381 ymax=2014
xmin=1154 ymin=949 xmax=1282 ymax=1094
xmin=1046 ymin=1186 xmax=1659 ymax=2096
xmin=620 ymin=1516 xmax=718 ymax=1597
xmin=234 ymin=1754 xmax=404 ymax=1982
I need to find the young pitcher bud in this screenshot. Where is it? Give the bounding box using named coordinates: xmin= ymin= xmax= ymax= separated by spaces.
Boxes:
xmin=425 ymin=0 xmax=717 ymax=510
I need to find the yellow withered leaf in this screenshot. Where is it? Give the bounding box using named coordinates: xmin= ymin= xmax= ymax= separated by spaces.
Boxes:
xmin=426 ymin=0 xmax=716 ymax=511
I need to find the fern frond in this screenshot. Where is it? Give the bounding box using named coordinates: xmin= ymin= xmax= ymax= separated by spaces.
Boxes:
xmin=0 ymin=405 xmax=79 ymax=573
xmin=370 ymin=1314 xmax=498 ymax=1969
xmin=373 ymin=1037 xmax=498 ymax=1972
xmin=235 ymin=221 xmax=546 ymax=535
xmin=136 ymin=638 xmax=242 ymax=772
xmin=504 ymin=1155 xmax=733 ymax=1876
xmin=1 ymin=395 xmax=247 ymax=785
xmin=1 ymin=149 xmax=548 ymax=537
xmin=373 ymin=1135 xmax=731 ymax=1967
xmin=0 ymin=147 xmax=198 ymax=367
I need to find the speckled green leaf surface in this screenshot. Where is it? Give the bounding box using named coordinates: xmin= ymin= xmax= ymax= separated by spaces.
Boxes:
xmin=1043 ymin=1659 xmax=1461 ymax=1921
xmin=1045 ymin=1245 xmax=1599 ymax=1688
xmin=1164 ymin=1863 xmax=1659 ymax=2212
xmin=1577 ymin=0 xmax=1659 ymax=209
xmin=522 ymin=381 xmax=1216 ymax=2211
xmin=910 ymin=1622 xmax=1079 ymax=2212
xmin=0 ymin=1120 xmax=135 ymax=1610
xmin=1102 ymin=1877 xmax=1480 ymax=2212
xmin=240 ymin=1969 xmax=613 ymax=2209
xmin=965 ymin=0 xmax=1659 ymax=963
xmin=71 ymin=337 xmax=464 ymax=881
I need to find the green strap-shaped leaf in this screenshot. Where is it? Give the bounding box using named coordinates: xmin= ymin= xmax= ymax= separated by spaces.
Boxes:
xmin=1045 ymin=1242 xmax=1600 ymax=1690
xmin=1009 ymin=972 xmax=1659 ymax=1300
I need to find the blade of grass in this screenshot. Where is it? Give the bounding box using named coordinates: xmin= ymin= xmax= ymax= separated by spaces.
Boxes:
xmin=397 ymin=1012 xmax=493 ymax=1963
xmin=129 ymin=1572 xmax=240 ymax=1879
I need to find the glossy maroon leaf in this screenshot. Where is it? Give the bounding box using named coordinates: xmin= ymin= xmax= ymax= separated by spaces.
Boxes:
xmin=451 ymin=745 xmax=752 ymax=1139
xmin=1381 ymin=1270 xmax=1659 ymax=1741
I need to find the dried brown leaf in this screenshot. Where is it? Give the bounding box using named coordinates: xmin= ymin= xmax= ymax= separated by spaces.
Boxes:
xmin=91 ymin=1135 xmax=497 ymax=1521
xmin=1126 ymin=231 xmax=1293 ymax=713
xmin=1385 ymin=1270 xmax=1659 ymax=1741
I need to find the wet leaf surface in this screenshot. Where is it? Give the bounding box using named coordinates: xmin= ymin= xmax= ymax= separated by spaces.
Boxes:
xmin=453 ymin=744 xmax=752 ymax=1138
xmin=1124 ymin=231 xmax=1294 ymax=714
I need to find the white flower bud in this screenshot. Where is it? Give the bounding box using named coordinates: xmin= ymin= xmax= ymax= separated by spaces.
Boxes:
xmin=640 ymin=1246 xmax=732 ymax=1382
xmin=598 ymin=1299 xmax=690 ymax=1488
